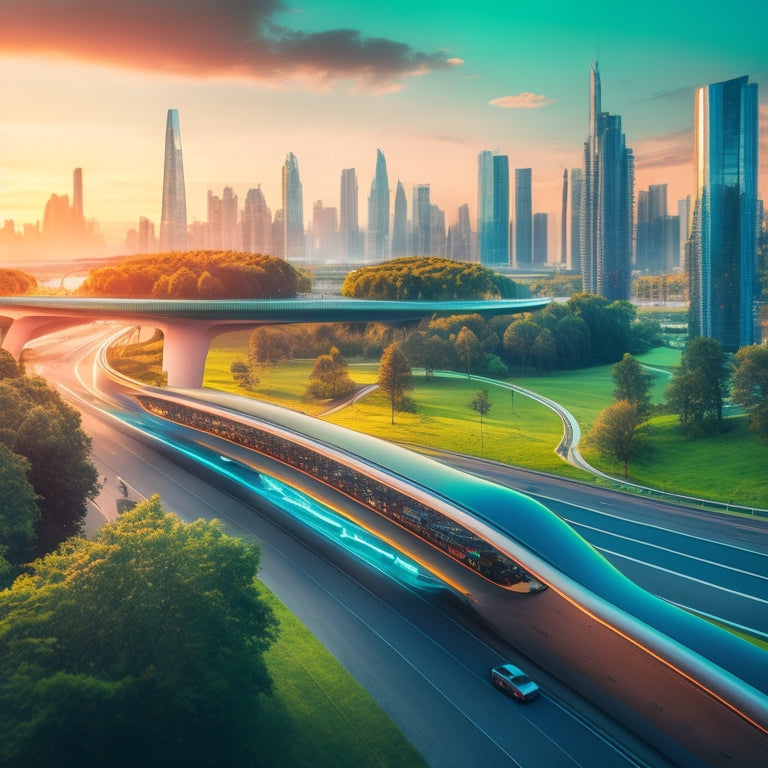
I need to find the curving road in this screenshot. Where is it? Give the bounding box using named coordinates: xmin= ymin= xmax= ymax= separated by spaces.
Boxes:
xmin=24 ymin=323 xmax=768 ymax=767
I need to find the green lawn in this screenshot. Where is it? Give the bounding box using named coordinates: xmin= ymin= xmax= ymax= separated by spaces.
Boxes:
xmin=255 ymin=589 xmax=427 ymax=767
xmin=203 ymin=336 xmax=768 ymax=509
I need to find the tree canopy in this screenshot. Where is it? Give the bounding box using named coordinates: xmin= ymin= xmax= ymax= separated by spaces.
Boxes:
xmin=612 ymin=353 xmax=653 ymax=415
xmin=0 ymin=497 xmax=279 ymax=768
xmin=377 ymin=342 xmax=413 ymax=424
xmin=77 ymin=250 xmax=302 ymax=299
xmin=306 ymin=346 xmax=356 ymax=401
xmin=0 ymin=268 xmax=37 ymax=295
xmin=340 ymin=256 xmax=519 ymax=300
xmin=587 ymin=399 xmax=645 ymax=478
xmin=732 ymin=344 xmax=768 ymax=440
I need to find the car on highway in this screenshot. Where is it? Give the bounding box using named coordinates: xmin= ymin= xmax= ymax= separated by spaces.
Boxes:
xmin=491 ymin=663 xmax=540 ymax=702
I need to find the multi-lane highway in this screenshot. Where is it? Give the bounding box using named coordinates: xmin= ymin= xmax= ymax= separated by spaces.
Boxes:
xmin=24 ymin=323 xmax=768 ymax=767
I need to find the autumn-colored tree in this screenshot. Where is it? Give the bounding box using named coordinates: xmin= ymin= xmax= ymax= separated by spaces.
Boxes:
xmin=587 ymin=400 xmax=645 ymax=478
xmin=377 ymin=342 xmax=413 ymax=424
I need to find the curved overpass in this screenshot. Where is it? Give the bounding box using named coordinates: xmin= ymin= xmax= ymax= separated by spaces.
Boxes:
xmin=0 ymin=295 xmax=548 ymax=387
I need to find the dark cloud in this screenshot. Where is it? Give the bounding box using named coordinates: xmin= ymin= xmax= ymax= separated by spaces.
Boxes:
xmin=636 ymin=86 xmax=696 ymax=104
xmin=0 ymin=0 xmax=459 ymax=87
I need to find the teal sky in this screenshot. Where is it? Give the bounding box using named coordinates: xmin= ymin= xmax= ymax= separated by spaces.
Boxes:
xmin=0 ymin=0 xmax=765 ymax=253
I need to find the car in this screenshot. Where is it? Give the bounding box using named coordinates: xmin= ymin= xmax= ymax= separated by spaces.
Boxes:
xmin=491 ymin=663 xmax=540 ymax=702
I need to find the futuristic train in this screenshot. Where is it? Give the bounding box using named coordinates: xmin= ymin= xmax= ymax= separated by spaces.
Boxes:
xmin=126 ymin=386 xmax=768 ymax=768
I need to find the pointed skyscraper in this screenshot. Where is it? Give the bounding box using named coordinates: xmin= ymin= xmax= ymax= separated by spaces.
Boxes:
xmin=340 ymin=168 xmax=363 ymax=261
xmin=367 ymin=149 xmax=390 ymax=261
xmin=159 ymin=109 xmax=187 ymax=252
xmin=391 ymin=180 xmax=408 ymax=257
xmin=282 ymin=152 xmax=305 ymax=261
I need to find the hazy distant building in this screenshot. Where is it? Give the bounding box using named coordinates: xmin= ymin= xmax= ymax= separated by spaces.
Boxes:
xmin=448 ymin=203 xmax=472 ymax=261
xmin=221 ymin=187 xmax=240 ymax=250
xmin=678 ymin=196 xmax=690 ymax=272
xmin=560 ymin=170 xmax=568 ymax=264
xmin=478 ymin=150 xmax=510 ymax=265
xmin=42 ymin=193 xmax=71 ymax=246
xmin=514 ymin=168 xmax=533 ymax=266
xmin=570 ymin=168 xmax=582 ymax=270
xmin=272 ymin=209 xmax=285 ymax=259
xmin=242 ymin=186 xmax=272 ymax=255
xmin=138 ymin=216 xmax=155 ymax=252
xmin=580 ymin=63 xmax=634 ymax=300
xmin=533 ymin=213 xmax=548 ymax=264
xmin=282 ymin=152 xmax=305 ymax=261
xmin=430 ymin=204 xmax=447 ymax=258
xmin=311 ymin=200 xmax=338 ymax=261
xmin=159 ymin=108 xmax=187 ymax=251
xmin=72 ymin=167 xmax=85 ymax=239
xmin=207 ymin=191 xmax=222 ymax=249
xmin=367 ymin=149 xmax=390 ymax=261
xmin=689 ymin=75 xmax=759 ymax=351
xmin=636 ymin=184 xmax=670 ymax=273
xmin=391 ymin=180 xmax=408 ymax=258
xmin=412 ymin=184 xmax=431 ymax=256
xmin=340 ymin=168 xmax=363 ymax=261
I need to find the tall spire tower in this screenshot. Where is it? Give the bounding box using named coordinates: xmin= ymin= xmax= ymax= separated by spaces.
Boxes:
xmin=282 ymin=152 xmax=305 ymax=261
xmin=367 ymin=149 xmax=390 ymax=261
xmin=159 ymin=109 xmax=187 ymax=251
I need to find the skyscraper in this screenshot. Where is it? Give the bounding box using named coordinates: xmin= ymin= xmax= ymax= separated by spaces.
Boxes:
xmin=533 ymin=213 xmax=548 ymax=264
xmin=514 ymin=168 xmax=533 ymax=266
xmin=412 ymin=184 xmax=431 ymax=256
xmin=560 ymin=170 xmax=568 ymax=264
xmin=477 ymin=151 xmax=510 ymax=265
xmin=689 ymin=75 xmax=759 ymax=351
xmin=282 ymin=152 xmax=305 ymax=261
xmin=242 ymin=186 xmax=272 ymax=255
xmin=391 ymin=180 xmax=408 ymax=258
xmin=159 ymin=109 xmax=187 ymax=252
xmin=580 ymin=63 xmax=634 ymax=300
xmin=570 ymin=168 xmax=583 ymax=270
xmin=367 ymin=149 xmax=390 ymax=261
xmin=448 ymin=203 xmax=472 ymax=261
xmin=340 ymin=168 xmax=363 ymax=261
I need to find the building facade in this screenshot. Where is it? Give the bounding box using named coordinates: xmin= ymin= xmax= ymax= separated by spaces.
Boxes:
xmin=689 ymin=75 xmax=759 ymax=351
xmin=391 ymin=180 xmax=408 ymax=258
xmin=159 ymin=109 xmax=187 ymax=252
xmin=580 ymin=64 xmax=634 ymax=300
xmin=514 ymin=168 xmax=532 ymax=266
xmin=282 ymin=152 xmax=305 ymax=261
xmin=478 ymin=151 xmax=510 ymax=265
xmin=340 ymin=168 xmax=363 ymax=262
xmin=367 ymin=149 xmax=390 ymax=261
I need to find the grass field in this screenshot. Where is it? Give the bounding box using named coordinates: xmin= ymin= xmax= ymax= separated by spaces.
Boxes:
xmin=203 ymin=334 xmax=768 ymax=509
xmin=255 ymin=588 xmax=427 ymax=767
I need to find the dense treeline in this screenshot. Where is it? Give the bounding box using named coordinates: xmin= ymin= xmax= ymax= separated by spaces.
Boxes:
xmin=77 ymin=250 xmax=303 ymax=299
xmin=0 ymin=268 xmax=37 ymax=295
xmin=0 ymin=350 xmax=100 ymax=582
xmin=341 ymin=256 xmax=519 ymax=300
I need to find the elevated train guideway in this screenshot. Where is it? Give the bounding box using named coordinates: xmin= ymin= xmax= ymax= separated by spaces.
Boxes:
xmin=0 ymin=295 xmax=549 ymax=388
xmin=130 ymin=386 xmax=768 ymax=768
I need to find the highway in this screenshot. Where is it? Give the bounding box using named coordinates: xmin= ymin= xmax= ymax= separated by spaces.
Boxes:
xmin=24 ymin=323 xmax=768 ymax=767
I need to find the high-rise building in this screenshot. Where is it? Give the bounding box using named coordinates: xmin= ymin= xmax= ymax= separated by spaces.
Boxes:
xmin=533 ymin=213 xmax=548 ymax=264
xmin=159 ymin=109 xmax=187 ymax=252
xmin=514 ymin=168 xmax=532 ymax=266
xmin=221 ymin=186 xmax=240 ymax=250
xmin=242 ymin=186 xmax=272 ymax=255
xmin=580 ymin=63 xmax=634 ymax=300
xmin=138 ymin=216 xmax=155 ymax=253
xmin=430 ymin=204 xmax=447 ymax=257
xmin=477 ymin=151 xmax=510 ymax=265
xmin=367 ymin=149 xmax=390 ymax=261
xmin=570 ymin=168 xmax=582 ymax=270
xmin=340 ymin=168 xmax=363 ymax=261
xmin=391 ymin=180 xmax=408 ymax=258
xmin=560 ymin=170 xmax=568 ymax=265
xmin=678 ymin=197 xmax=690 ymax=272
xmin=412 ymin=185 xmax=431 ymax=256
xmin=689 ymin=75 xmax=759 ymax=351
xmin=636 ymin=184 xmax=670 ymax=273
xmin=72 ymin=167 xmax=85 ymax=239
xmin=311 ymin=200 xmax=338 ymax=261
xmin=282 ymin=152 xmax=305 ymax=261
xmin=448 ymin=203 xmax=472 ymax=261
xmin=207 ymin=190 xmax=222 ymax=249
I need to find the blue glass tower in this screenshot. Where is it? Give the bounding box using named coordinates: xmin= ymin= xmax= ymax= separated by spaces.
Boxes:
xmin=477 ymin=151 xmax=509 ymax=265
xmin=367 ymin=149 xmax=390 ymax=261
xmin=391 ymin=180 xmax=408 ymax=258
xmin=159 ymin=109 xmax=187 ymax=251
xmin=689 ymin=75 xmax=759 ymax=351
xmin=514 ymin=168 xmax=532 ymax=266
xmin=282 ymin=152 xmax=305 ymax=261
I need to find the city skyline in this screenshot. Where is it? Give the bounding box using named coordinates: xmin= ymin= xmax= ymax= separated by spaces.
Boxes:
xmin=0 ymin=0 xmax=767 ymax=254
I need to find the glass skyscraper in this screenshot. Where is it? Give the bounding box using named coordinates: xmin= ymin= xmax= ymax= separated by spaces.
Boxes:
xmin=282 ymin=152 xmax=305 ymax=261
xmin=340 ymin=168 xmax=362 ymax=262
xmin=689 ymin=75 xmax=759 ymax=351
xmin=514 ymin=168 xmax=532 ymax=266
xmin=580 ymin=63 xmax=634 ymax=301
xmin=159 ymin=109 xmax=187 ymax=252
xmin=391 ymin=180 xmax=408 ymax=258
xmin=367 ymin=149 xmax=390 ymax=261
xmin=477 ymin=151 xmax=509 ymax=265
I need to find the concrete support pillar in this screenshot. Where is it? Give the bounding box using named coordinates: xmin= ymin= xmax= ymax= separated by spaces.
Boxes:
xmin=1 ymin=315 xmax=80 ymax=358
xmin=159 ymin=321 xmax=220 ymax=389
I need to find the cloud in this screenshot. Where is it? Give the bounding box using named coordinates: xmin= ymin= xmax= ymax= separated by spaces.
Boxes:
xmin=489 ymin=92 xmax=554 ymax=109
xmin=0 ymin=0 xmax=460 ymax=89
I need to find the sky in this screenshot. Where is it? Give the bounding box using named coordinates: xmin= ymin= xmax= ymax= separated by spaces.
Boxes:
xmin=0 ymin=0 xmax=766 ymax=255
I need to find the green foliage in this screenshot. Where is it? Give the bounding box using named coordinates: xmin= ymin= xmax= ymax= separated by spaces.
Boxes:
xmin=732 ymin=344 xmax=768 ymax=440
xmin=0 ymin=497 xmax=279 ymax=768
xmin=587 ymin=400 xmax=646 ymax=478
xmin=454 ymin=326 xmax=480 ymax=378
xmin=230 ymin=359 xmax=259 ymax=390
xmin=0 ymin=376 xmax=99 ymax=556
xmin=306 ymin=346 xmax=356 ymax=401
xmin=377 ymin=343 xmax=414 ymax=424
xmin=470 ymin=390 xmax=492 ymax=450
xmin=612 ymin=353 xmax=653 ymax=414
xmin=666 ymin=337 xmax=730 ymax=436
xmin=0 ymin=268 xmax=37 ymax=295
xmin=0 ymin=348 xmax=23 ymax=379
xmin=0 ymin=445 xmax=38 ymax=584
xmin=77 ymin=250 xmax=300 ymax=299
xmin=341 ymin=256 xmax=518 ymax=300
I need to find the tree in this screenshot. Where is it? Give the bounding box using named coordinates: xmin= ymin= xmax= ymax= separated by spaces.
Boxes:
xmin=530 ymin=328 xmax=557 ymax=372
xmin=306 ymin=346 xmax=355 ymax=400
xmin=612 ymin=353 xmax=653 ymax=414
xmin=732 ymin=344 xmax=768 ymax=440
xmin=454 ymin=326 xmax=480 ymax=378
xmin=667 ymin=337 xmax=730 ymax=435
xmin=0 ymin=497 xmax=279 ymax=767
xmin=503 ymin=319 xmax=540 ymax=372
xmin=377 ymin=342 xmax=413 ymax=424
xmin=0 ymin=349 xmax=23 ymax=379
xmin=587 ymin=400 xmax=645 ymax=478
xmin=470 ymin=390 xmax=492 ymax=450
xmin=230 ymin=359 xmax=259 ymax=390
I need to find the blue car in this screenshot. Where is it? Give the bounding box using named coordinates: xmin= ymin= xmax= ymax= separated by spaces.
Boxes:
xmin=491 ymin=663 xmax=540 ymax=702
